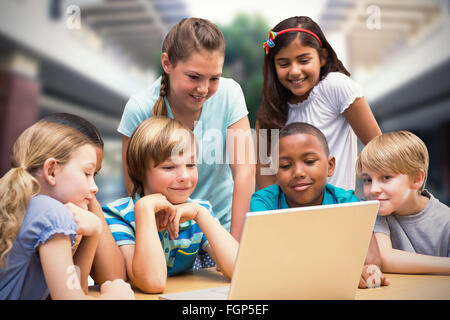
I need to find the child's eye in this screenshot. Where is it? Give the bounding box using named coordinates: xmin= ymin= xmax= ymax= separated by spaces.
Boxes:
xmin=278 ymin=63 xmax=290 ymax=68
xmin=162 ymin=166 xmax=175 ymax=170
xmin=382 ymin=176 xmax=392 ymax=181
xmin=210 ymin=77 xmax=219 ymax=81
xmin=187 ymin=163 xmax=196 ymax=168
xmin=362 ymin=177 xmax=372 ymax=184
xmin=188 ymin=74 xmax=199 ymax=80
xmin=279 ymin=164 xmax=291 ymax=169
xmin=304 ymin=159 xmax=317 ymax=165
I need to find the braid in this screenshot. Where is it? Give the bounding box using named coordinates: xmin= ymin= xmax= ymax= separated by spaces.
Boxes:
xmin=160 ymin=72 xmax=169 ymax=97
xmin=152 ymin=18 xmax=225 ymax=118
xmin=152 ymin=73 xmax=169 ymax=117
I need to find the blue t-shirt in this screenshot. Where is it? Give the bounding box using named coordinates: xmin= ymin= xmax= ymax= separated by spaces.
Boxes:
xmin=0 ymin=195 xmax=77 ymax=300
xmin=118 ymin=77 xmax=249 ymax=231
xmin=250 ymin=183 xmax=360 ymax=212
xmin=103 ymin=196 xmax=216 ymax=276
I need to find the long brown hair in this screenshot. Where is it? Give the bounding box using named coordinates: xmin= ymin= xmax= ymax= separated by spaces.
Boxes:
xmin=152 ymin=18 xmax=226 ymax=116
xmin=258 ymin=16 xmax=350 ymax=131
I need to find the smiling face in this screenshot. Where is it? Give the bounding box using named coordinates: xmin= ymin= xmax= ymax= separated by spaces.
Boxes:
xmin=162 ymin=49 xmax=224 ymax=115
xmin=51 ymin=144 xmax=98 ymax=210
xmin=361 ymin=169 xmax=419 ymax=216
xmin=274 ymin=37 xmax=326 ymax=104
xmin=276 ymin=133 xmax=335 ymax=208
xmin=143 ymin=145 xmax=198 ymax=205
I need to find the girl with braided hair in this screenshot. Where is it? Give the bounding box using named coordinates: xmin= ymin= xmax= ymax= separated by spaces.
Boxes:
xmin=118 ymin=18 xmax=255 ymax=255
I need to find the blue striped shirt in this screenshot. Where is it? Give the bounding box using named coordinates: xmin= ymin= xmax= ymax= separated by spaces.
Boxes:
xmin=103 ymin=196 xmax=215 ymax=276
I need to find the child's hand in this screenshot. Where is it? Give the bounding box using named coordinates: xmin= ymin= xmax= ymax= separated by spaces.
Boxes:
xmin=359 ymin=264 xmax=390 ymax=289
xmin=65 ymin=202 xmax=102 ymax=237
xmin=100 ymin=279 xmax=135 ymax=300
xmin=87 ymin=196 xmax=102 ymax=216
xmin=167 ymin=203 xmax=203 ymax=240
xmin=136 ymin=193 xmax=176 ymax=231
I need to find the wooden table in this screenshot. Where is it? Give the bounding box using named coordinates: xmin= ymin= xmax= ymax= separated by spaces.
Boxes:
xmin=355 ymin=272 xmax=450 ymax=300
xmin=89 ymin=268 xmax=450 ymax=300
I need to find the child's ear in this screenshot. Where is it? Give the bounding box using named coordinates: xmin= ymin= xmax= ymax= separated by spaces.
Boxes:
xmin=42 ymin=158 xmax=59 ymax=186
xmin=161 ymin=52 xmax=172 ymax=74
xmin=319 ymin=48 xmax=328 ymax=67
xmin=327 ymin=156 xmax=335 ymax=178
xmin=410 ymin=169 xmax=426 ymax=191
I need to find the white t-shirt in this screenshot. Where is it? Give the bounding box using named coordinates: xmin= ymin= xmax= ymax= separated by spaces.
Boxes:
xmin=286 ymin=72 xmax=363 ymax=190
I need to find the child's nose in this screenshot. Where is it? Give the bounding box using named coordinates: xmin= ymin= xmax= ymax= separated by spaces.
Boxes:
xmin=293 ymin=163 xmax=306 ymax=178
xmin=197 ymin=80 xmax=208 ymax=95
xmin=370 ymin=181 xmax=381 ymax=195
xmin=290 ymin=62 xmax=303 ymax=76
xmin=91 ymin=180 xmax=99 ymax=195
xmin=177 ymin=166 xmax=189 ymax=181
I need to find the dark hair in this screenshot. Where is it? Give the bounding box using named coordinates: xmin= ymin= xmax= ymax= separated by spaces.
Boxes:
xmin=279 ymin=122 xmax=329 ymax=156
xmin=258 ymin=16 xmax=350 ymax=131
xmin=153 ymin=17 xmax=226 ymax=117
xmin=42 ymin=113 xmax=104 ymax=149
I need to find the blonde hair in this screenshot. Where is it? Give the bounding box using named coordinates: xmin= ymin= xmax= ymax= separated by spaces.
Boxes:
xmin=127 ymin=116 xmax=196 ymax=198
xmin=0 ymin=120 xmax=93 ymax=267
xmin=153 ymin=17 xmax=226 ymax=117
xmin=356 ymin=131 xmax=429 ymax=193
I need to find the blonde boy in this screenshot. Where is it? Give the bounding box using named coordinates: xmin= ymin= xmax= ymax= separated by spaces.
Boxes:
xmin=356 ymin=131 xmax=450 ymax=274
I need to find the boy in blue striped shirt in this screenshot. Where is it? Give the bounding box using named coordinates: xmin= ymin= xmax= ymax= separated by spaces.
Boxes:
xmin=103 ymin=117 xmax=238 ymax=293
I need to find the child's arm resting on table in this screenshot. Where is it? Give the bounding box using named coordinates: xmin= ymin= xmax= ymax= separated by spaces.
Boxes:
xmin=358 ymin=234 xmax=390 ymax=289
xmin=89 ymin=197 xmax=127 ymax=284
xmin=39 ymin=233 xmax=134 ymax=300
xmin=120 ymin=194 xmax=175 ymax=293
xmin=359 ymin=264 xmax=390 ymax=289
xmin=169 ymin=203 xmax=239 ymax=279
xmin=66 ymin=202 xmax=104 ymax=293
xmin=375 ymin=232 xmax=450 ymax=274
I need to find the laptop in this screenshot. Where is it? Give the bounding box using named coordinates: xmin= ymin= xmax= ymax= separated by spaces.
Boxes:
xmin=159 ymin=200 xmax=379 ymax=300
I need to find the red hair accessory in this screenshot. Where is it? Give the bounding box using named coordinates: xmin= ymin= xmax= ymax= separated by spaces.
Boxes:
xmin=263 ymin=28 xmax=323 ymax=54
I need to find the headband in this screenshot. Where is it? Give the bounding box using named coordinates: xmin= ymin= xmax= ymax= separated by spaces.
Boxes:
xmin=263 ymin=28 xmax=323 ymax=55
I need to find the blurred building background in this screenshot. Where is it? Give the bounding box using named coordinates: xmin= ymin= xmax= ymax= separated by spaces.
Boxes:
xmin=0 ymin=0 xmax=449 ymax=205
